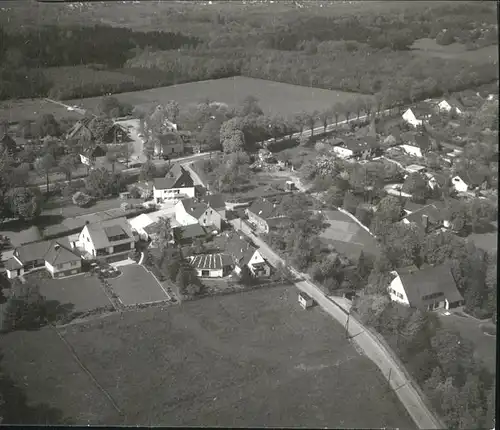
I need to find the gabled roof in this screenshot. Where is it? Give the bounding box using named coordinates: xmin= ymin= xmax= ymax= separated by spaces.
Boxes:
xmin=154 ymin=165 xmax=194 ymax=190
xmin=15 ymin=241 xmax=53 ymax=262
xmin=180 ymin=198 xmax=209 ymax=220
xmin=247 ymin=198 xmax=281 ymax=220
xmin=441 ymin=97 xmax=465 ymax=111
xmin=201 ymin=193 xmax=225 ymax=211
xmin=153 ymin=177 xmax=177 ymax=190
xmin=173 ymin=224 xmax=207 ymax=241
xmin=13 ymin=238 xmax=80 ymax=266
xmin=456 ymin=170 xmax=488 ymax=187
xmin=403 ymin=203 xmax=445 ymax=225
xmin=84 ymin=217 xmax=134 ymax=249
xmin=224 ymin=232 xmax=258 ymax=267
xmin=411 ymin=102 xmax=434 ymax=117
xmin=188 ymin=253 xmax=232 ymax=270
xmin=415 ymin=134 xmax=430 ymax=151
xmin=396 ymin=263 xmax=463 ymax=309
xmin=44 ymin=241 xmax=81 ymax=266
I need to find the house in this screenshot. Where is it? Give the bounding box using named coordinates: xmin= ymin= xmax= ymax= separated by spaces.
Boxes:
xmin=0 ymin=133 xmax=17 ymax=155
xmin=78 ymin=217 xmax=136 ymax=263
xmin=188 ymin=253 xmax=233 ymax=278
xmin=153 ymin=132 xmax=184 ymax=158
xmin=399 ymin=144 xmax=423 ymax=158
xmin=332 ymin=137 xmax=381 ymax=160
xmin=80 ymin=145 xmax=107 ymax=166
xmin=436 ymin=98 xmax=465 ymax=116
xmin=5 ymin=238 xmax=81 ymax=279
xmin=153 ymin=165 xmax=195 ymax=204
xmin=298 ymin=291 xmax=314 ymax=309
xmin=129 ymin=213 xmax=156 ymax=241
xmin=224 ymin=233 xmax=270 ymax=278
xmin=387 ymin=264 xmax=464 ymax=311
xmin=425 ymin=172 xmax=449 ymax=190
xmin=201 ymin=193 xmax=226 ymax=219
xmin=450 ymin=175 xmax=469 ymax=193
xmin=402 ymin=103 xmax=433 ymax=127
xmin=454 ymin=171 xmax=488 ymax=191
xmin=245 ymin=198 xmax=288 ymax=234
xmin=402 ymin=202 xmax=450 ymax=233
xmin=404 ymin=164 xmax=427 ymax=175
xmin=66 ymin=117 xmax=96 ymax=141
xmin=175 ymin=198 xmax=223 ymax=230
xmin=172 ymin=224 xmax=208 ymax=245
xmin=102 ymin=123 xmax=129 ymax=144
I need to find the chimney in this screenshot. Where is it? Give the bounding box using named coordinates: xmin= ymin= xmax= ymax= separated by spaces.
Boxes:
xmin=54 ymin=243 xmax=60 ymax=250
xmin=422 ymin=214 xmax=429 ymax=231
xmin=85 ymin=220 xmax=90 ymax=225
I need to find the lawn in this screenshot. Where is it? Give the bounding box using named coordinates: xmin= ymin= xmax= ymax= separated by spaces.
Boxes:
xmin=468 ymin=230 xmax=497 ymax=253
xmin=437 ymin=312 xmax=496 ymax=375
xmin=0 ymin=98 xmax=83 ymax=123
xmin=320 ymin=210 xmax=380 ymax=259
xmin=107 ymin=264 xmax=170 ymax=306
xmin=27 ymin=272 xmax=114 ymax=315
xmin=0 ymin=285 xmax=414 ymax=427
xmin=411 ymin=38 xmax=498 ymax=65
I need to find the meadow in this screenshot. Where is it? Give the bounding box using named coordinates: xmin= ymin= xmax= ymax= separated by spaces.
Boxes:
xmin=411 ymin=38 xmax=499 ymax=64
xmin=1 ymin=285 xmax=414 ymax=427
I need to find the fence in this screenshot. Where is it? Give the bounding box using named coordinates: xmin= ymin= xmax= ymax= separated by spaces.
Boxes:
xmin=337 ymin=207 xmax=376 ymax=237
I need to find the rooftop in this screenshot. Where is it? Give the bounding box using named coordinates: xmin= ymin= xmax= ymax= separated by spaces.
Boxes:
xmin=188 ymin=253 xmax=232 ymax=271
xmin=180 ymin=198 xmax=209 ymax=219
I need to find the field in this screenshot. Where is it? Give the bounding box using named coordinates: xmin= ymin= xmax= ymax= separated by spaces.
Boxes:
xmin=411 ymin=38 xmax=498 ymax=64
xmin=0 ymin=285 xmax=414 ymax=427
xmin=320 ymin=210 xmax=380 ymax=260
xmin=0 ymin=98 xmax=83 ymax=123
xmin=468 ymin=230 xmax=498 ymax=253
xmin=107 ymin=264 xmax=170 ymax=306
xmin=32 ymin=273 xmax=114 ymax=315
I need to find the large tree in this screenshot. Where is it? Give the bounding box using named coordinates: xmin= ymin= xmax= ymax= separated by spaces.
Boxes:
xmin=57 ymin=153 xmax=78 ymax=184
xmin=34 ymin=153 xmax=56 ymax=193
xmin=36 ymin=114 xmax=60 ymax=138
xmin=5 ymin=187 xmax=42 ymax=220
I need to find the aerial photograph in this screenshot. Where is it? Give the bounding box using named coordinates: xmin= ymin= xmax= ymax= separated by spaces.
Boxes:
xmin=0 ymin=0 xmax=497 ymax=428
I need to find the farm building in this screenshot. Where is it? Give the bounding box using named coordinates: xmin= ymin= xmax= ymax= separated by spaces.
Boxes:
xmin=298 ymin=291 xmax=314 ymax=309
xmin=188 ymin=253 xmax=232 ymax=278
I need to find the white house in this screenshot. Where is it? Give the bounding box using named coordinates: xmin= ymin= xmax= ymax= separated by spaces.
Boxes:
xmin=224 ymin=233 xmax=271 ymax=278
xmin=436 ymin=99 xmax=464 ymax=115
xmin=451 ymin=175 xmax=469 ymax=193
xmin=399 ymin=144 xmax=423 ymax=158
xmin=405 ymin=164 xmax=427 ymax=175
xmin=388 ymin=264 xmax=464 ymax=311
xmin=175 ymin=198 xmax=223 ymax=230
xmin=78 ymin=217 xmax=136 ymax=263
xmin=5 ymin=239 xmax=81 ymax=280
xmin=332 ymin=146 xmax=353 ymax=159
xmin=128 ymin=213 xmax=156 ymax=241
xmin=402 ymin=104 xmax=433 ymax=128
xmin=153 ymin=165 xmax=196 ymax=204
xmin=188 ymin=253 xmax=232 ymax=278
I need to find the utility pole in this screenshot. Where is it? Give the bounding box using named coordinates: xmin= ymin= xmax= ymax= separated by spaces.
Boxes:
xmin=344 ymin=311 xmax=350 ymax=339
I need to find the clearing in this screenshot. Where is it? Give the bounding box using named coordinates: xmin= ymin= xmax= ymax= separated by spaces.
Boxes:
xmin=107 ymin=263 xmax=170 ymax=306
xmin=411 ymin=39 xmax=498 ymax=65
xmin=320 ymin=210 xmax=380 ymax=260
xmin=0 ymin=285 xmax=414 ymax=427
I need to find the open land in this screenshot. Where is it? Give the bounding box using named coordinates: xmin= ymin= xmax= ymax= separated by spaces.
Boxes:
xmin=411 ymin=39 xmax=499 ymax=64
xmin=107 ymin=264 xmax=170 ymax=306
xmin=320 ymin=210 xmax=380 ymax=259
xmin=467 ymin=230 xmax=498 ymax=253
xmin=0 ymin=285 xmax=414 ymax=427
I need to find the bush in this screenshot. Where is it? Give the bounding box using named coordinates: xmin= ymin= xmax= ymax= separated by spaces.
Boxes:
xmin=436 ymin=30 xmax=455 ymax=46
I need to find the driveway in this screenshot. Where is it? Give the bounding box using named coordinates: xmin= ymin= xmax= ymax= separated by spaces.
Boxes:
xmin=229 ymin=218 xmax=443 ymax=430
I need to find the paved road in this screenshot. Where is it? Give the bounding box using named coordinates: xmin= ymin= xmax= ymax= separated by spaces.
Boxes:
xmin=228 ymin=218 xmax=444 ymax=430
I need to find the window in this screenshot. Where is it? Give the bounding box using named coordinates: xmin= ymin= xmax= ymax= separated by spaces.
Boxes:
xmin=87 ymin=237 xmax=90 ymax=242
xmin=70 ymin=261 xmax=78 ymax=267
xmin=201 ymin=270 xmax=210 ymax=277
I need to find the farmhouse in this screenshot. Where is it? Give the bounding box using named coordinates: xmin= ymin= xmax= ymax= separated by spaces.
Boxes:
xmin=224 ymin=232 xmax=270 ymax=278
xmin=188 ymin=253 xmax=232 ymax=278
xmin=77 ymin=217 xmax=136 ymax=263
xmin=436 ymin=98 xmax=465 ymax=116
xmin=5 ymin=238 xmax=81 ymax=280
xmin=402 ymin=103 xmax=433 ymax=127
xmin=153 ymin=165 xmax=195 ymax=203
xmin=245 ymin=198 xmax=288 ymax=234
xmin=175 ymin=198 xmax=223 ymax=230
xmin=80 ymin=145 xmax=107 ymax=166
xmin=402 ymin=202 xmax=450 ymax=233
xmin=388 ymin=264 xmax=464 ymax=311
xmin=153 ymin=132 xmax=184 ymax=158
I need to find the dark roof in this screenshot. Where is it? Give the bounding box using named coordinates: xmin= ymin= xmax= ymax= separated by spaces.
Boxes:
xmin=181 ymin=198 xmax=209 ymax=219
xmin=412 ymin=102 xmax=434 ymax=117
xmin=173 ymin=224 xmax=207 ymax=241
xmin=202 ymin=193 xmax=225 ymax=211
xmin=153 ymin=177 xmax=176 ymax=190
xmin=0 ymin=134 xmax=17 ymax=152
xmin=157 ymin=132 xmax=182 ymax=146
xmin=82 ymin=145 xmax=106 ymax=157
xmin=397 ymin=264 xmax=463 ymax=309
xmin=415 ymin=134 xmax=430 ymax=151
xmin=457 ymin=170 xmax=488 ymax=187
xmin=104 ymin=225 xmax=126 ymax=238
xmin=16 ymin=241 xmax=52 ymax=262
xmin=266 ymin=216 xmax=292 ymax=229
xmin=224 ymin=232 xmax=258 ymax=267
xmin=401 ymin=131 xmax=417 ymax=144
xmin=5 ymin=257 xmax=23 ymax=271
xmin=188 ymin=253 xmax=231 ymax=270
xmin=44 ymin=242 xmax=81 ymax=266
xmin=85 ymin=217 xmax=134 ymax=249
xmin=247 ymin=198 xmax=281 ymax=220
xmin=13 ymin=239 xmax=79 ymax=266
xmin=403 ymin=203 xmax=444 ymax=225
xmin=154 ymin=165 xmax=194 ymax=190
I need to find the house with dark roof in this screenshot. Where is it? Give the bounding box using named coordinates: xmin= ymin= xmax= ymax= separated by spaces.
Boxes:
xmin=201 ymin=193 xmax=226 ymax=219
xmin=5 ymin=238 xmax=81 ymax=279
xmin=402 ymin=202 xmax=450 ymax=233
xmin=80 ymin=145 xmax=107 ymax=166
xmin=78 ymin=217 xmax=136 ymax=263
xmin=102 ymin=123 xmax=130 ymax=144
xmin=223 ymin=232 xmax=270 ymax=278
xmin=153 ymin=165 xmax=195 ymax=204
xmin=332 ymin=137 xmax=381 ymax=160
xmin=188 ymin=253 xmax=233 ymax=278
xmin=153 ymin=132 xmax=184 ymax=158
xmin=174 ymin=198 xmax=223 ymax=230
xmin=245 ymin=197 xmax=289 ymax=234
xmin=453 ymin=171 xmax=489 ymax=192
xmin=0 ymin=133 xmax=17 ymax=155
xmin=172 ymin=224 xmax=208 ymax=246
xmin=402 ymin=103 xmax=434 ymax=127
xmin=436 ymin=98 xmax=465 ymax=116
xmin=388 ymin=264 xmax=464 ymax=311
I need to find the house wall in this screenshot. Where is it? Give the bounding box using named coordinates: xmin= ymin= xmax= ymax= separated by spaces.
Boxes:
xmin=333 ymin=146 xmax=354 ymax=159
xmin=387 ymin=274 xmax=411 ymax=306
xmin=248 ymin=251 xmax=270 ymax=277
xmin=195 ymin=267 xmax=223 ymax=278
xmin=153 ymin=186 xmax=195 ymax=203
xmin=174 ymin=204 xmax=199 ymax=226
xmin=247 ymin=211 xmax=270 ymax=233
xmin=45 ymin=260 xmax=82 ymax=278
xmin=154 ymin=141 xmax=184 ymax=156
xmin=6 ymin=266 xmax=24 ymax=279
xmin=400 ymin=145 xmax=423 ymax=158
xmin=402 ymin=109 xmax=422 ymax=127
xmin=79 ymin=227 xmax=95 ymax=255
xmin=199 ymin=207 xmax=222 ymax=230
xmin=451 ymin=176 xmax=468 ymax=193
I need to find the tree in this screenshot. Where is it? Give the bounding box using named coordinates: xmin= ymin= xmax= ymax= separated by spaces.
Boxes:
xmin=237 ymin=96 xmax=263 ymax=117
xmin=293 ymin=112 xmax=307 ymax=136
xmin=353 ymin=98 xmax=364 ymax=120
xmin=222 ymin=129 xmax=245 ymax=153
xmin=319 ymin=109 xmax=331 ymax=134
xmin=58 ymin=153 xmax=78 ymax=184
xmin=332 ymin=102 xmax=344 ymax=126
xmin=165 ymin=100 xmax=180 ymax=123
xmin=139 ymin=160 xmax=157 ymax=182
xmin=306 ymin=110 xmax=319 ymax=137
xmin=2 ymin=281 xmax=46 ymax=332
xmin=97 ymin=96 xmax=132 ymax=118
xmin=150 ymin=216 xmax=172 ymax=252
xmin=117 ymin=142 xmax=134 ymax=168
xmin=324 ymin=185 xmax=345 ymax=208
xmin=5 ymin=187 xmax=42 ymax=220
xmin=176 ymin=267 xmax=190 ymax=294
xmin=34 ymin=153 xmax=55 ymax=193
xmin=85 ymin=168 xmax=123 ymax=198
xmin=402 ymin=172 xmax=430 ymax=202
xmin=36 ymin=114 xmax=60 ymax=138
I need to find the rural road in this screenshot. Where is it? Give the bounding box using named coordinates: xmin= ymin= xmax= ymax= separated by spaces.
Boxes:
xmin=229 ymin=219 xmax=443 ymax=430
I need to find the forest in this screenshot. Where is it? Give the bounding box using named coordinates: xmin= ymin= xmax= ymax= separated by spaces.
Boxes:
xmin=0 ymin=1 xmax=497 ymax=103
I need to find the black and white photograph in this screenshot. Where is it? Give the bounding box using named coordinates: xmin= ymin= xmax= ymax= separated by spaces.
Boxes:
xmin=0 ymin=0 xmax=497 ymax=428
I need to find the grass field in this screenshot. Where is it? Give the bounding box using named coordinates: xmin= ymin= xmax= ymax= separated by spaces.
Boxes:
xmin=32 ymin=273 xmax=114 ymax=315
xmin=1 ymin=285 xmax=414 ymax=427
xmin=108 ymin=264 xmax=170 ymax=306
xmin=320 ymin=210 xmax=380 ymax=259
xmin=411 ymin=38 xmax=498 ymax=64
xmin=468 ymin=230 xmax=497 ymax=253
